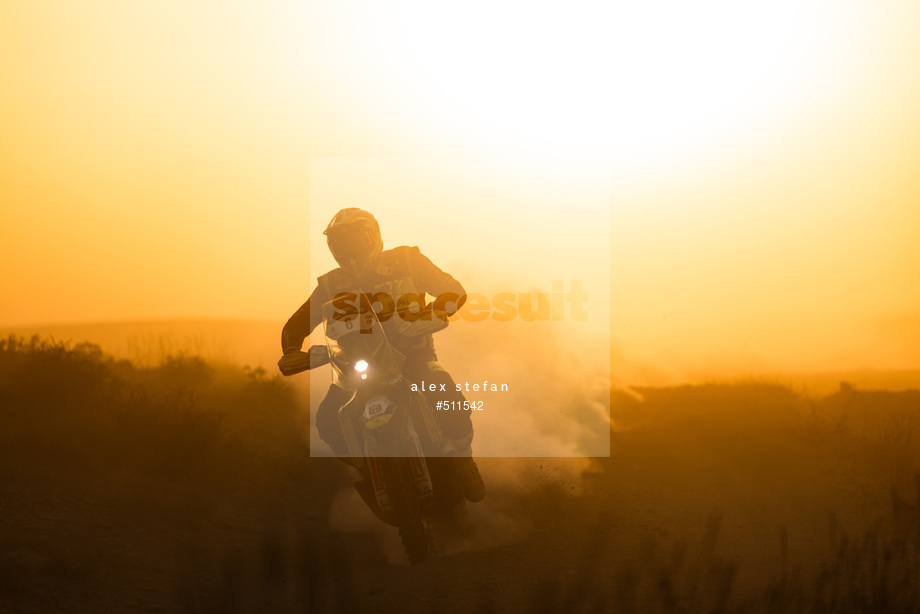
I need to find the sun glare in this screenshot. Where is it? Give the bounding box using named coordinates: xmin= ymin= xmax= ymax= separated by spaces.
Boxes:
xmin=362 ymin=1 xmax=848 ymax=158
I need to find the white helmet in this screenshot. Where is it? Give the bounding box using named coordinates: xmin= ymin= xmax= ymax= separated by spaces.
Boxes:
xmin=323 ymin=208 xmax=383 ymax=276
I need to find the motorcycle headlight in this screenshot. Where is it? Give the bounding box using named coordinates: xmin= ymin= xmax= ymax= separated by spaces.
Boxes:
xmin=354 ymin=359 xmax=370 ymax=380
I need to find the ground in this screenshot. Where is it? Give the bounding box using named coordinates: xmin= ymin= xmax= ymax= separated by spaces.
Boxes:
xmin=2 ymin=382 xmax=918 ymax=612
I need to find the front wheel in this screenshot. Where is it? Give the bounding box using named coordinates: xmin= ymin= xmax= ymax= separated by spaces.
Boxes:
xmin=384 ymin=459 xmax=435 ymax=564
xmin=397 ymin=511 xmax=434 ymax=564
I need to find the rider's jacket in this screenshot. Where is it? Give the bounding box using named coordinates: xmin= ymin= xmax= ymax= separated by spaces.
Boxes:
xmin=281 ymin=246 xmax=467 ymax=354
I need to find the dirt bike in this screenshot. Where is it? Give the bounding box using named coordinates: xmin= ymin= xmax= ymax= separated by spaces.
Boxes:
xmin=278 ymin=294 xmax=468 ymax=563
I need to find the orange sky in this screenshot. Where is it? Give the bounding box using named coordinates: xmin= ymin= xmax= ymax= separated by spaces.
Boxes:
xmin=2 ymin=1 xmax=919 ymax=379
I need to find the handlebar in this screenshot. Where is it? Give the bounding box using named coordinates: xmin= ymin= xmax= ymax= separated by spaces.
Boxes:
xmin=278 ymin=309 xmax=451 ymax=376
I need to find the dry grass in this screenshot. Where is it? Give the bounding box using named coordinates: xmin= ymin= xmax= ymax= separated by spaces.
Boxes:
xmin=1 ymin=335 xmax=919 ymax=612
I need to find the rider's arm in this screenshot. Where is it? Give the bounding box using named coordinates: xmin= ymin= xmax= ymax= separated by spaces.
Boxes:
xmin=281 ymin=284 xmax=329 ymax=354
xmin=407 ymin=246 xmax=468 ymax=316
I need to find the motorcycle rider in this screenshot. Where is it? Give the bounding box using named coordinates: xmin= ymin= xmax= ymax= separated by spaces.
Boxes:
xmin=281 ymin=207 xmax=485 ymax=503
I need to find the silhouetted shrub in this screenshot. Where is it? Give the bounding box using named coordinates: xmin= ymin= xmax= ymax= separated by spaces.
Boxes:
xmin=0 ymin=334 xmax=305 ymax=480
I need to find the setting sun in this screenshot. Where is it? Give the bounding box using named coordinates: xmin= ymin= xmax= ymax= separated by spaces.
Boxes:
xmin=369 ymin=1 xmax=849 ymax=156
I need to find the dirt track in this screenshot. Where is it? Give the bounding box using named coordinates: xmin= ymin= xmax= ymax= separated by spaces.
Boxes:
xmin=2 ymin=385 xmax=918 ymax=613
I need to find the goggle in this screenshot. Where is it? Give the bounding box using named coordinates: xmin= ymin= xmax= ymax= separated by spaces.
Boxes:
xmin=328 ymin=229 xmax=374 ymax=263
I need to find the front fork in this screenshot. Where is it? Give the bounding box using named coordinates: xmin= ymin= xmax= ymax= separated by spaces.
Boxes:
xmin=340 ymin=385 xmax=442 ymax=514
xmin=364 ymin=427 xmax=433 ymax=514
